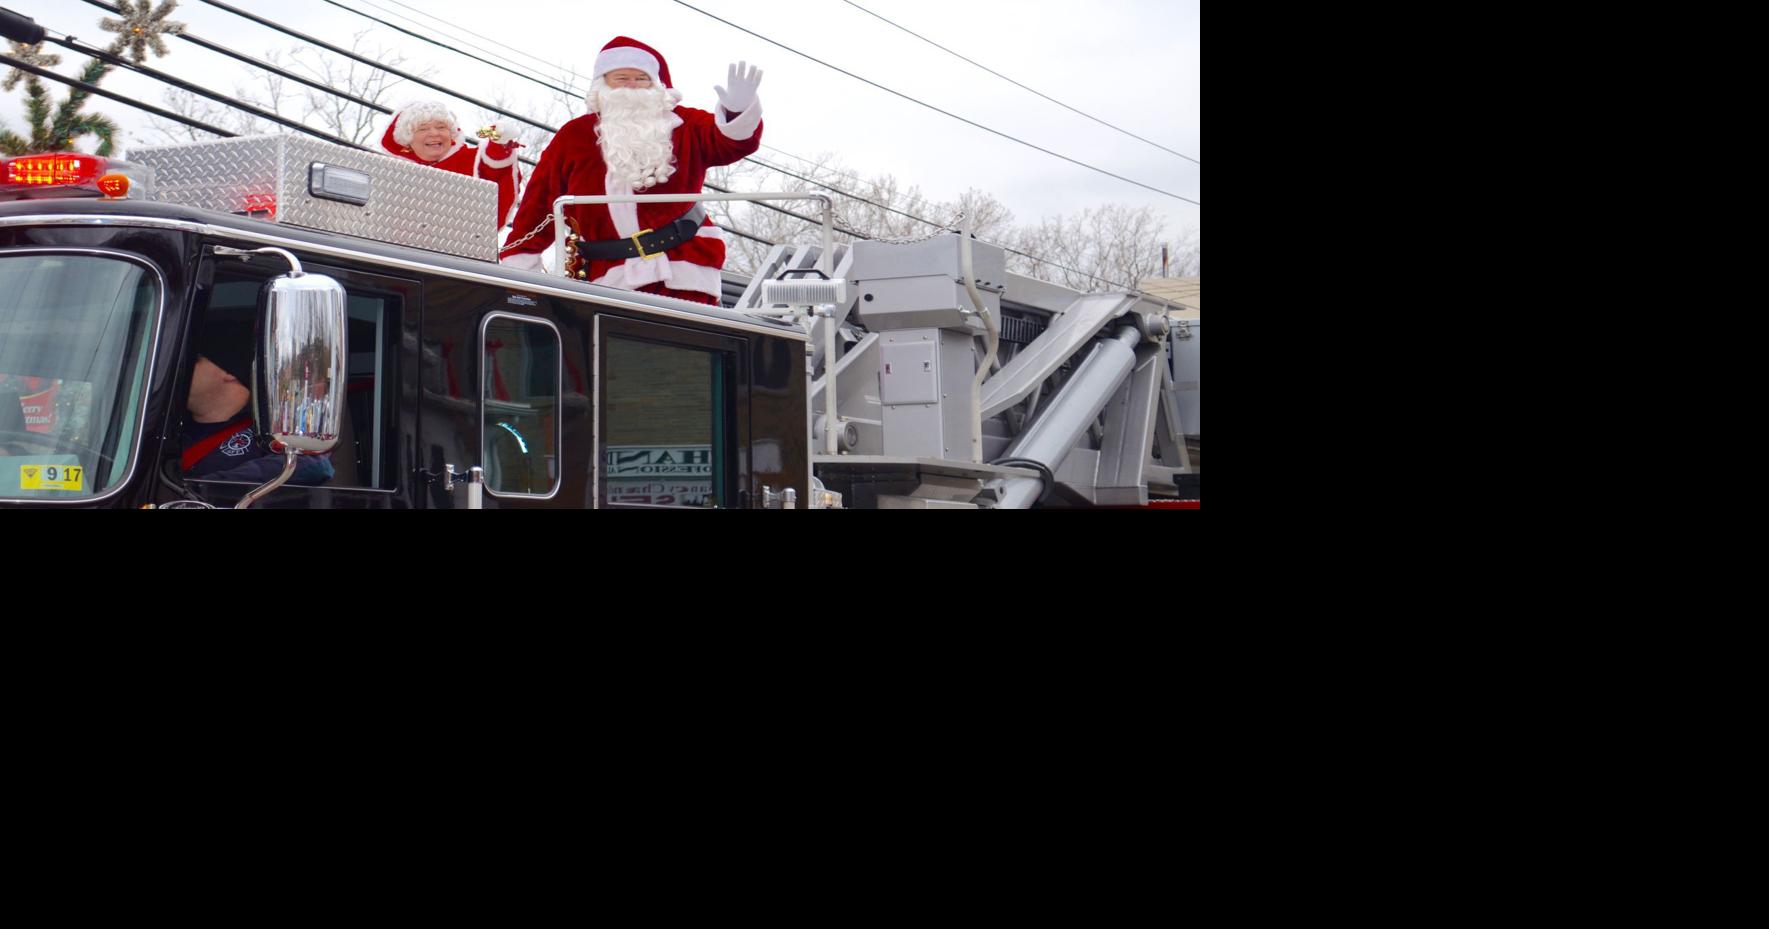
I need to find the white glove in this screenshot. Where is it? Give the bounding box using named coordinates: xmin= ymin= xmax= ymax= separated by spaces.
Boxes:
xmin=714 ymin=61 xmax=762 ymax=114
xmin=500 ymin=251 xmax=543 ymax=272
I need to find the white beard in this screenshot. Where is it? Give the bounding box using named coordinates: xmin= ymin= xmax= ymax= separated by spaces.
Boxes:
xmin=589 ymin=83 xmax=681 ymax=190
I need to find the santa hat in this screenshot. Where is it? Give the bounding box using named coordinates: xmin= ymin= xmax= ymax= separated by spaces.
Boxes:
xmin=592 ymin=36 xmax=672 ymax=88
xmin=381 ymin=100 xmax=465 ymax=156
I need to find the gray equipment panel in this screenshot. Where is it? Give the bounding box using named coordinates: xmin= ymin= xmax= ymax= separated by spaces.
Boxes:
xmin=880 ymin=341 xmax=938 ymax=405
xmin=130 ymin=134 xmax=501 ymax=260
xmin=876 ymin=328 xmax=977 ymax=460
xmin=848 ymin=233 xmax=1006 ymax=330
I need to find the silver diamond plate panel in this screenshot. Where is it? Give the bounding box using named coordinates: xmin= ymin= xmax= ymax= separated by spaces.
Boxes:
xmin=129 ymin=135 xmax=500 ymax=260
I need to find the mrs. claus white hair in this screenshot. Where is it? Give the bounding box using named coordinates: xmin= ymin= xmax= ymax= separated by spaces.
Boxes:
xmin=392 ymin=101 xmax=461 ymax=146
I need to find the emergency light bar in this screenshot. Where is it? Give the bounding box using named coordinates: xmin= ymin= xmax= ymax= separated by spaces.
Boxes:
xmin=0 ymin=154 xmax=154 ymax=201
xmin=6 ymin=153 xmax=103 ymax=186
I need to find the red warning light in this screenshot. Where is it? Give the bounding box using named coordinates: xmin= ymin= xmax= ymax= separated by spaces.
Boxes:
xmin=243 ymin=192 xmax=277 ymax=220
xmin=97 ymin=173 xmax=130 ymax=198
xmin=4 ymin=154 xmax=106 ymax=186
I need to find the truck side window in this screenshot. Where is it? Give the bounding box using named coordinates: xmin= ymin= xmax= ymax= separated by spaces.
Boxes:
xmin=602 ymin=337 xmax=731 ymax=508
xmin=192 ymin=272 xmax=392 ymax=489
xmin=481 ymin=314 xmax=560 ymax=497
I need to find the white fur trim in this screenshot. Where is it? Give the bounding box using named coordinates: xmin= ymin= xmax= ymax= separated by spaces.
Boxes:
xmin=695 ymin=224 xmax=724 ymax=240
xmin=592 ymin=256 xmax=723 ymax=298
xmin=500 ymin=251 xmax=544 ymax=272
xmin=715 ymin=98 xmax=762 ymax=140
xmin=594 ymin=47 xmax=660 ymax=82
xmin=504 ymin=164 xmax=523 ymax=226
xmin=604 ymin=175 xmax=641 ymax=237
xmin=478 ymin=145 xmax=518 ymax=169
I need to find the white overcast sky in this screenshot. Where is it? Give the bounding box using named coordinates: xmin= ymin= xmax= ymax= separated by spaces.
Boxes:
xmin=2 ymin=0 xmax=1199 ymax=241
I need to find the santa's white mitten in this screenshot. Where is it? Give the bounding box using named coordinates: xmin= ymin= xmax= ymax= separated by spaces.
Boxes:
xmin=714 ymin=61 xmax=763 ymax=114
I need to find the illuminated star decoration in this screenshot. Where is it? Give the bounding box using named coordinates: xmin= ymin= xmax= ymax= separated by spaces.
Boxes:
xmin=3 ymin=40 xmax=62 ymax=91
xmin=100 ymin=0 xmax=186 ymax=64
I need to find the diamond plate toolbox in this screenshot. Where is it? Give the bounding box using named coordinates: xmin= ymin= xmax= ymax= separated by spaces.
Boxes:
xmin=129 ymin=134 xmax=500 ymax=260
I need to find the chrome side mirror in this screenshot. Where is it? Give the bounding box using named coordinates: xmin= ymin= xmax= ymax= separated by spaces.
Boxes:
xmin=257 ymin=271 xmax=347 ymax=455
xmin=209 ymin=246 xmax=347 ymax=509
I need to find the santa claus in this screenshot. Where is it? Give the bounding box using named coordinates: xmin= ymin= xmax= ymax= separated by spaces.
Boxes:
xmin=498 ymin=36 xmax=764 ymax=306
xmin=378 ymin=100 xmax=524 ymax=227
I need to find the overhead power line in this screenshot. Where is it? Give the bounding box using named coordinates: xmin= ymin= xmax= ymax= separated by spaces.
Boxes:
xmin=667 ymin=0 xmax=1199 ymax=205
xmin=837 ymin=0 xmax=1199 ymax=165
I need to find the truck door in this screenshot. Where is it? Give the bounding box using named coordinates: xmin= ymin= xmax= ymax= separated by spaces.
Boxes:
xmin=595 ymin=314 xmax=750 ymax=509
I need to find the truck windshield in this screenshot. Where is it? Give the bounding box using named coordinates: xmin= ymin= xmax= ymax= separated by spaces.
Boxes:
xmin=0 ymin=253 xmax=158 ymax=500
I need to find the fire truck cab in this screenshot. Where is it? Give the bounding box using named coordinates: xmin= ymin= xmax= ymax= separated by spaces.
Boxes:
xmin=0 ymin=147 xmax=809 ymax=509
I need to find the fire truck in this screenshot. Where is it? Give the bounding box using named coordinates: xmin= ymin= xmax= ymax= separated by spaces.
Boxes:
xmin=0 ymin=135 xmax=1198 ymax=510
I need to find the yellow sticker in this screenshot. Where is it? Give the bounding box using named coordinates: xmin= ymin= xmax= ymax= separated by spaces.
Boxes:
xmin=19 ymin=464 xmax=85 ymax=491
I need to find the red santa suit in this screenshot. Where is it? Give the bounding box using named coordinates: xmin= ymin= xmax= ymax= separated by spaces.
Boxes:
xmin=378 ymin=103 xmax=523 ymax=227
xmin=500 ymin=37 xmax=762 ymax=303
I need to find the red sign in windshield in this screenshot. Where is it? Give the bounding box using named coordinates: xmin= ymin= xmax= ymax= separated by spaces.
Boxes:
xmin=17 ymin=380 xmax=58 ymax=433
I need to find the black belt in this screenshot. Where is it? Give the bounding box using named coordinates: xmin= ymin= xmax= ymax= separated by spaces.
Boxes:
xmin=570 ymin=204 xmax=708 ymax=261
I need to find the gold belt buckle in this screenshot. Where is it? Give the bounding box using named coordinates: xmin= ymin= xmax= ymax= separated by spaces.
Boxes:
xmin=631 ymin=228 xmax=658 ymax=260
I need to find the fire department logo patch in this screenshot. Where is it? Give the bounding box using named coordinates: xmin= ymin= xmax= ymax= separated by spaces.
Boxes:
xmin=221 ymin=428 xmax=255 ymax=457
